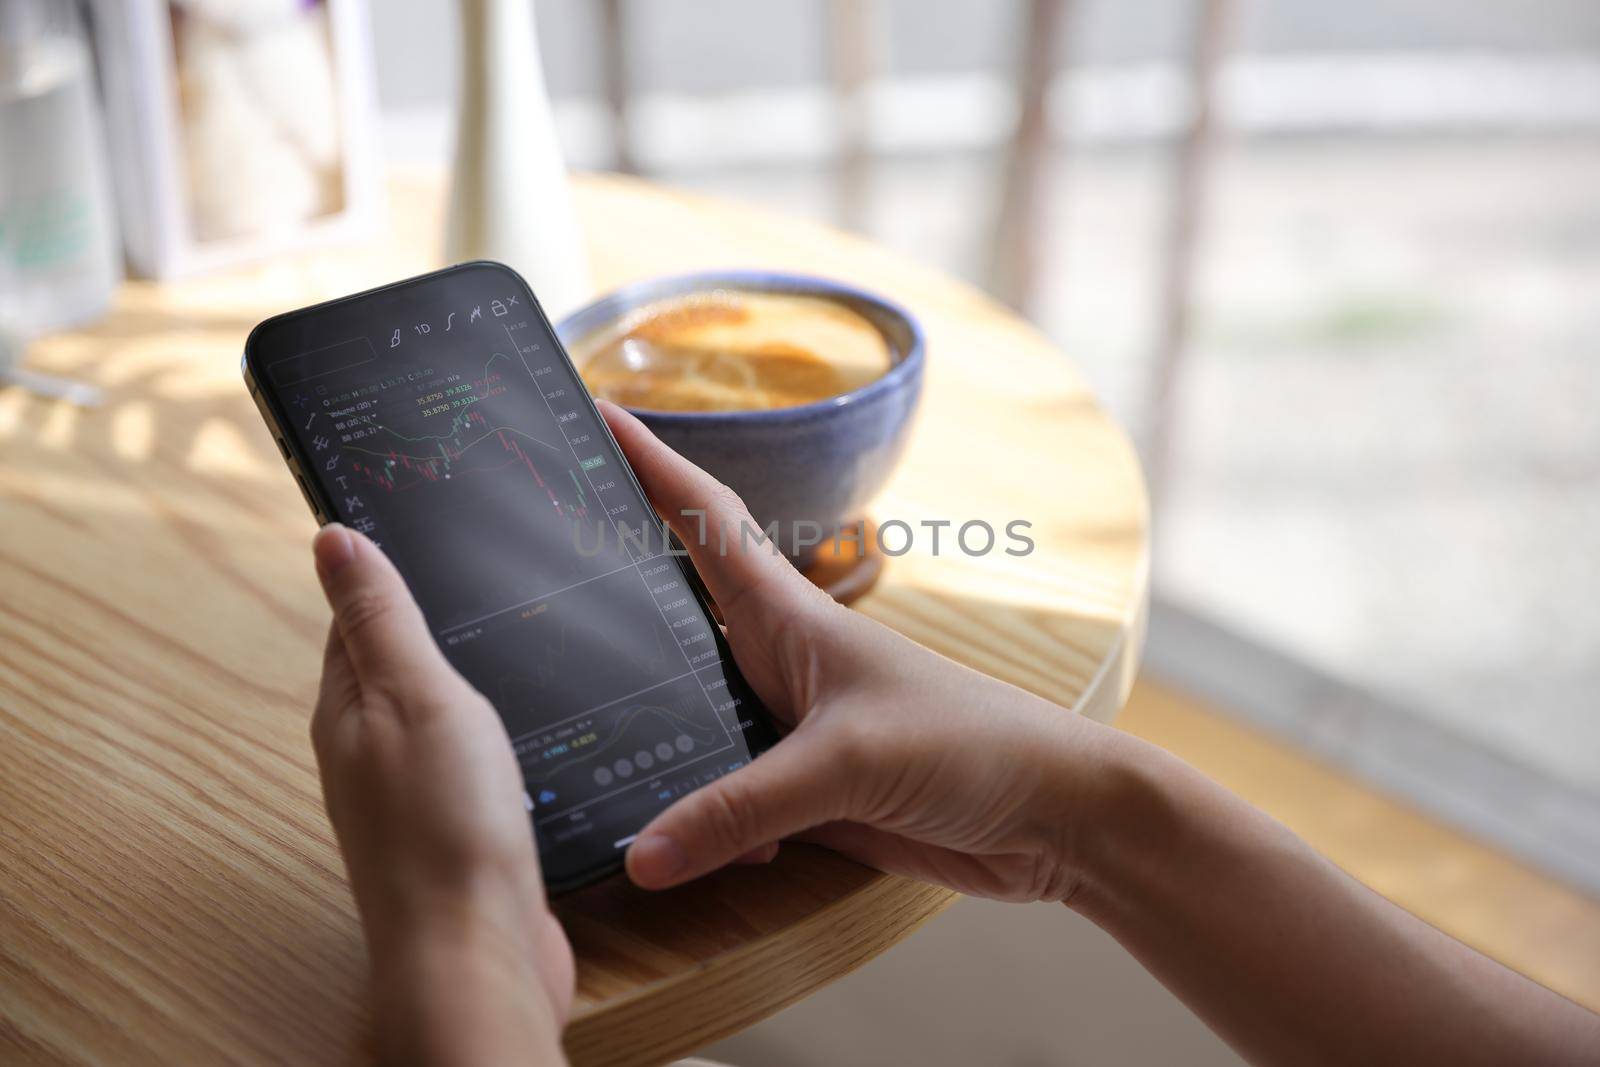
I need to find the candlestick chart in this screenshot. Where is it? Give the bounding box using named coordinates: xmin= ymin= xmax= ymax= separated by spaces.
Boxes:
xmin=341 ymin=353 xmax=594 ymax=525
xmin=319 ymin=346 xmax=634 ymax=631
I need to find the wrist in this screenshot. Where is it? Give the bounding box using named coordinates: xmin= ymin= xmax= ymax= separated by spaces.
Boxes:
xmin=354 ymin=851 xmax=544 ymax=962
xmin=1059 ymin=723 xmax=1211 ymax=927
xmin=1044 ymin=716 xmax=1165 ymax=913
xmin=369 ymin=902 xmax=565 ymax=1066
xmin=998 ymin=711 xmax=1123 ymax=905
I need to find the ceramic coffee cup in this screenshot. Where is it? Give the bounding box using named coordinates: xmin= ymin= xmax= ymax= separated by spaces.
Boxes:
xmin=558 ymin=271 xmax=925 ymax=562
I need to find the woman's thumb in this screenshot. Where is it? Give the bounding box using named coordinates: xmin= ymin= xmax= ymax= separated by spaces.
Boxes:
xmin=626 ymin=734 xmax=844 ymax=889
xmin=313 ymin=524 xmax=442 ymax=693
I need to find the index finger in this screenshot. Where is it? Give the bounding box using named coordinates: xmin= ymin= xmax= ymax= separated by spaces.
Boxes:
xmin=597 ymin=399 xmax=814 ymax=627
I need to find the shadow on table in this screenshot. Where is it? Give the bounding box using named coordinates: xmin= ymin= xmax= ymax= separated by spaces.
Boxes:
xmin=5 ymin=304 xmax=304 ymax=531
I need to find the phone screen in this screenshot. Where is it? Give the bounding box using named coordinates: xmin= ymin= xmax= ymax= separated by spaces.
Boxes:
xmin=244 ymin=262 xmax=778 ymax=892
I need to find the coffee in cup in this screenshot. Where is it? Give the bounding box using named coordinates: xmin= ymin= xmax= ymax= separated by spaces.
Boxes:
xmin=569 ymin=289 xmax=892 ymax=412
xmin=558 ymin=272 xmax=925 ymax=566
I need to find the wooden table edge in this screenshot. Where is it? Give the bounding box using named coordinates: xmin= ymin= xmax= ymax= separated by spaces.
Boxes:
xmin=1077 ymin=546 xmax=1152 ymax=724
xmin=564 ymin=874 xmax=955 ymax=1066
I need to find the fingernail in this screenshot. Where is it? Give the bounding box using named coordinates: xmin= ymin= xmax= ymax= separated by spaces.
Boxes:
xmin=313 ymin=524 xmax=356 ymax=581
xmin=628 ymin=834 xmax=686 ymax=886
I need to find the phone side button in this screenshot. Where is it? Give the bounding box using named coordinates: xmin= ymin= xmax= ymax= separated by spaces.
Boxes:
xmin=247 ymin=384 xmax=290 ymax=460
xmin=293 ymin=472 xmax=325 ymax=522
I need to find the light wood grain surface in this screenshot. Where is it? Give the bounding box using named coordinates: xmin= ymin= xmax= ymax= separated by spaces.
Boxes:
xmin=0 ymin=172 xmax=1148 ymax=1066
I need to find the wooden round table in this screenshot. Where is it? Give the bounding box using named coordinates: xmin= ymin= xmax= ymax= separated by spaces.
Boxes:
xmin=0 ymin=173 xmax=1148 ymax=1066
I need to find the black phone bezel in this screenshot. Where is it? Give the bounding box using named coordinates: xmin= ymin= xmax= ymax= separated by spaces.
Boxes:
xmin=241 ymin=260 xmax=773 ymax=896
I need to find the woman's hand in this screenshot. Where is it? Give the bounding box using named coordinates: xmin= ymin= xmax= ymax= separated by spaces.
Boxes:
xmin=311 ymin=525 xmax=573 ymax=1065
xmin=605 ymin=403 xmax=1600 ymax=1067
xmin=600 ymin=401 xmax=1120 ymax=903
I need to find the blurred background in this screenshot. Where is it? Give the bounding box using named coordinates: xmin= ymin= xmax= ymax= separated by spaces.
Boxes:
xmin=5 ymin=1 xmax=1597 ymax=1063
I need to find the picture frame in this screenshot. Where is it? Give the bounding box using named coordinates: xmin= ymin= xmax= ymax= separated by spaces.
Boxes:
xmin=88 ymin=0 xmax=383 ymax=279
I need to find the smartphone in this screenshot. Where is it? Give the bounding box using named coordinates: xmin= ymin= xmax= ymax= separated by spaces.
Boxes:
xmin=243 ymin=261 xmax=780 ymax=894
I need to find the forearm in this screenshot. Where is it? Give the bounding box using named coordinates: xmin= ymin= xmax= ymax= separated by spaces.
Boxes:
xmin=1067 ymin=730 xmax=1600 ymax=1065
xmin=367 ymin=908 xmax=568 ymax=1067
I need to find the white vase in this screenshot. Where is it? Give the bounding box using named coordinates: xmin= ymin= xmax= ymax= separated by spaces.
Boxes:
xmin=445 ymin=0 xmax=592 ymax=320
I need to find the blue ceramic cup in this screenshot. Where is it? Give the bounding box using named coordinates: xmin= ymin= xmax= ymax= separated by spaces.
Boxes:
xmin=557 ymin=271 xmax=925 ymax=562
